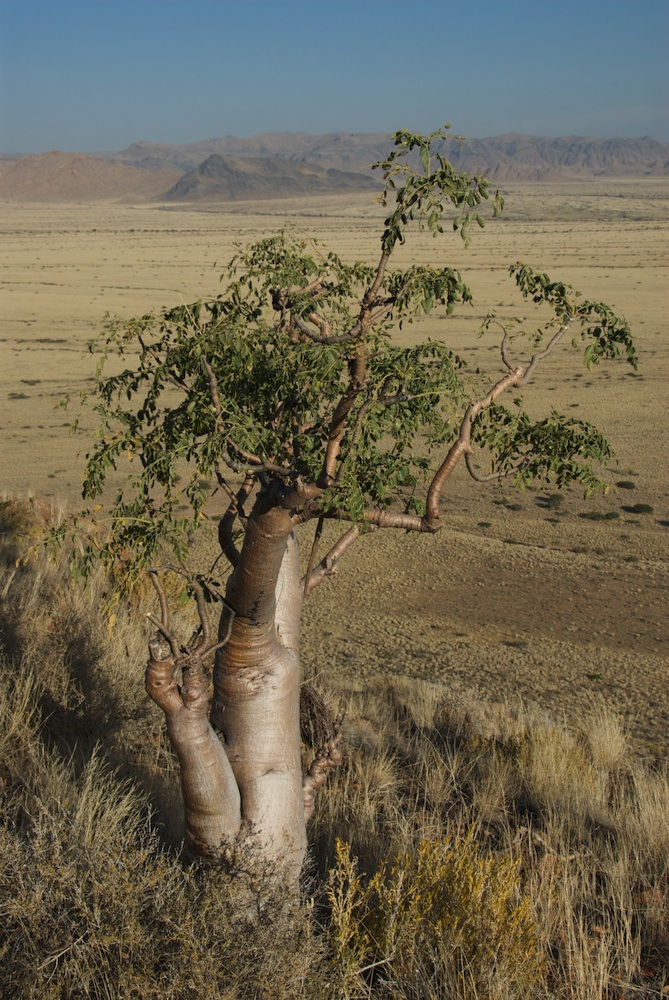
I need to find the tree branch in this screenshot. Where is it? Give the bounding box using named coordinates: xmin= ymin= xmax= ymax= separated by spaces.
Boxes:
xmin=425 ymin=367 xmax=524 ymax=523
xmin=145 ymin=641 xmax=241 ymax=857
xmin=292 ymin=315 xmax=360 ymax=345
xmin=302 ymin=711 xmax=345 ymax=823
xmin=302 ymin=515 xmax=324 ymax=597
xmin=147 ymin=569 xmax=180 ymax=659
xmin=500 ymin=330 xmax=514 ymax=371
xmin=302 ymin=524 xmax=362 ymax=596
xmin=318 ymin=348 xmax=367 ymax=486
xmin=217 ymin=473 xmax=253 ymax=568
xmin=464 ymin=450 xmax=526 ymax=483
xmin=519 ymin=316 xmax=575 ymax=385
xmin=365 ymin=250 xmax=391 ymax=304
xmin=149 ymin=564 xmax=236 ymax=661
xmin=425 ymin=315 xmax=576 ymax=515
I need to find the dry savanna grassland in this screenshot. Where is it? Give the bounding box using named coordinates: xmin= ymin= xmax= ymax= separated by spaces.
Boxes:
xmin=1 ymin=181 xmax=668 ymax=998
xmin=1 ymin=184 xmax=668 ymax=749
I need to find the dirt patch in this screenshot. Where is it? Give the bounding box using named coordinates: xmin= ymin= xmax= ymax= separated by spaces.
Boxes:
xmin=302 ymin=521 xmax=668 ymax=753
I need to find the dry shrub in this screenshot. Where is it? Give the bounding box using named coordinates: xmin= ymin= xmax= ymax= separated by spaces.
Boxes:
xmin=0 ymin=506 xmax=183 ymax=835
xmin=313 ymin=675 xmax=669 ymax=998
xmin=519 ymin=724 xmax=606 ymax=829
xmin=625 ymin=766 xmax=669 ymax=871
xmin=0 ymin=496 xmax=59 ymax=544
xmin=1 ymin=810 xmax=322 ymax=1000
xmin=326 ymin=835 xmax=542 ymax=999
xmin=578 ymin=702 xmax=629 ymax=773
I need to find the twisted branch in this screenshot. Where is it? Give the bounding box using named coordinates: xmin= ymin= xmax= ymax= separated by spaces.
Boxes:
xmin=302 ymin=710 xmax=345 ymax=823
xmin=147 ymin=565 xmax=236 ymax=662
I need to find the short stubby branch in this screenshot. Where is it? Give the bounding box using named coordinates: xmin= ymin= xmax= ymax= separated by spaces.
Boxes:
xmin=302 ymin=721 xmax=345 ymax=823
xmin=145 ymin=643 xmax=241 ymax=859
xmin=146 ymin=640 xmax=184 ymax=714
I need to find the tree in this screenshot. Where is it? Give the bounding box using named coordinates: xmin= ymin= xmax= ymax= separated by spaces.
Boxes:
xmin=54 ymin=126 xmax=636 ymax=879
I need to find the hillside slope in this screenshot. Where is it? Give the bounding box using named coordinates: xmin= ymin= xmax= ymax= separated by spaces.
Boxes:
xmin=0 ymin=151 xmax=180 ymax=201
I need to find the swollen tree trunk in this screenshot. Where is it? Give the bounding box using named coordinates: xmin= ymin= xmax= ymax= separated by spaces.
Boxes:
xmin=146 ymin=494 xmax=309 ymax=876
xmin=210 ymin=502 xmax=307 ymax=877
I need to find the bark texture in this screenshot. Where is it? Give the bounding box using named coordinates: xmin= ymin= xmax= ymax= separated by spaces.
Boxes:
xmin=146 ymin=644 xmax=241 ymax=859
xmin=211 ymin=505 xmax=307 ymax=876
xmin=145 ymin=495 xmax=309 ymax=875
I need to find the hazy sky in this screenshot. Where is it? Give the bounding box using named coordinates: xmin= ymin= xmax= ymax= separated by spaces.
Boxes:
xmin=1 ymin=0 xmax=667 ymax=154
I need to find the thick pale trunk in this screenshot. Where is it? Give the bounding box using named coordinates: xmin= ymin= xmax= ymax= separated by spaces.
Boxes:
xmin=211 ymin=506 xmax=307 ymax=877
xmin=147 ymin=496 xmax=308 ymax=874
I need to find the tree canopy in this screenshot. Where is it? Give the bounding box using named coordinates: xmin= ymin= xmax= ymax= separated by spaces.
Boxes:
xmin=53 ymin=124 xmax=635 ymax=608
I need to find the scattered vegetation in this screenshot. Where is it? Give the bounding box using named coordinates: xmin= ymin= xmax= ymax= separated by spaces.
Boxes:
xmin=1 ymin=505 xmax=667 ymax=999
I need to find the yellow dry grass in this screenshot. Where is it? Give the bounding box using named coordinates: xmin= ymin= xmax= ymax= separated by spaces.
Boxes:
xmin=1 ymin=488 xmax=668 ymax=996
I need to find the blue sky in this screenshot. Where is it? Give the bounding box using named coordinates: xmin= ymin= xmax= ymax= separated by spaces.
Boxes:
xmin=1 ymin=0 xmax=667 ymax=154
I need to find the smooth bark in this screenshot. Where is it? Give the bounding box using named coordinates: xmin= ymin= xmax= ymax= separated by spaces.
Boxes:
xmin=211 ymin=503 xmax=307 ymax=877
xmin=146 ymin=644 xmax=241 ymax=859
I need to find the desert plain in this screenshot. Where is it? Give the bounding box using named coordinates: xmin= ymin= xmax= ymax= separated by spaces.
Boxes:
xmin=1 ymin=182 xmax=668 ymax=753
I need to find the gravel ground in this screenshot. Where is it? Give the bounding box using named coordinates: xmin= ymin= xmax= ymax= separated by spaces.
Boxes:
xmin=301 ymin=490 xmax=669 ymax=756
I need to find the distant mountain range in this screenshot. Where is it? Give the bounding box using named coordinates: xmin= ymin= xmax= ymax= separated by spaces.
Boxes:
xmin=107 ymin=132 xmax=669 ymax=182
xmin=161 ymin=153 xmax=378 ymax=202
xmin=0 ymin=151 xmax=180 ymax=202
xmin=1 ymin=132 xmax=667 ymax=202
xmin=105 ymin=132 xmax=394 ymax=175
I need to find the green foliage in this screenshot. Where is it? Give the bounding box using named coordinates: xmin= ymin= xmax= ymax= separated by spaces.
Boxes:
xmin=373 ymin=124 xmax=504 ymax=251
xmin=472 ymin=404 xmax=613 ymax=495
xmin=510 ymin=263 xmax=637 ymax=368
xmin=49 ymin=126 xmax=636 ymax=593
xmin=327 ymin=836 xmax=542 ymax=998
xmin=71 ymin=238 xmax=470 ymax=580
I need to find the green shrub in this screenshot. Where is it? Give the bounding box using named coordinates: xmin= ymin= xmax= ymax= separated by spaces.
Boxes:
xmin=579 ymin=510 xmax=620 ymax=521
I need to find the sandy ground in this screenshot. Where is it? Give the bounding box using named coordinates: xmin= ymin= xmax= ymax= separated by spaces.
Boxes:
xmin=1 ymin=183 xmax=668 ymax=752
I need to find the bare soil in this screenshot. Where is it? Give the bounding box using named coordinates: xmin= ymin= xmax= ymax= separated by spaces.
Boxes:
xmin=1 ymin=184 xmax=667 ymax=753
